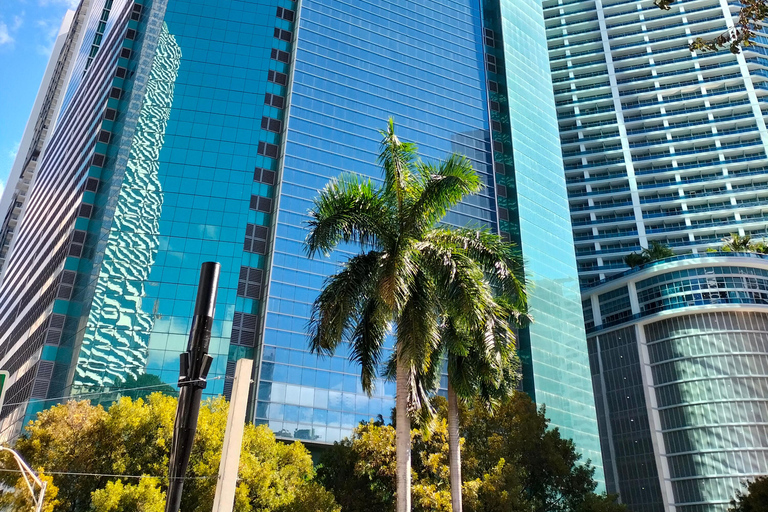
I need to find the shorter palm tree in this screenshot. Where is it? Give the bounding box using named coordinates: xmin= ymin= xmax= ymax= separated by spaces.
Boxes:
xmin=642 ymin=241 xmax=675 ymax=262
xmin=721 ymin=233 xmax=754 ymax=252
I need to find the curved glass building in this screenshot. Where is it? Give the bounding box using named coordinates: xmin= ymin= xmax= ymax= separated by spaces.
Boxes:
xmin=584 ymin=252 xmax=768 ymax=512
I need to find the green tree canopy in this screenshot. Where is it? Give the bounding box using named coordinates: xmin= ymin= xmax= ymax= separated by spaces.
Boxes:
xmin=624 ymin=241 xmax=675 ymax=268
xmin=318 ymin=392 xmax=626 ymax=512
xmin=729 ymin=476 xmax=768 ymax=512
xmin=0 ymin=394 xmax=338 ymax=512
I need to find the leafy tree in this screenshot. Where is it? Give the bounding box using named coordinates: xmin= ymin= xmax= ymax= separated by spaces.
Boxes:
xmin=0 ymin=394 xmax=338 ymax=512
xmin=729 ymin=476 xmax=768 ymax=512
xmin=317 ymin=417 xmax=462 ymax=512
xmin=306 ymin=119 xmax=519 ymax=511
xmin=90 ymin=478 xmax=165 ymax=512
xmin=653 ymin=0 xmax=767 ymax=53
xmin=319 ymin=392 xmax=625 ymax=512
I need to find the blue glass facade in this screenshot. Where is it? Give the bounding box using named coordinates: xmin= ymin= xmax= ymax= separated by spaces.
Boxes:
xmin=1 ymin=0 xmax=602 ymax=472
xmin=256 ymin=0 xmax=497 ymax=443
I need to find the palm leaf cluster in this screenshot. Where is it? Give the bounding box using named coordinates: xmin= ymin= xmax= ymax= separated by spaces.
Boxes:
xmin=306 ymin=119 xmax=526 ymax=410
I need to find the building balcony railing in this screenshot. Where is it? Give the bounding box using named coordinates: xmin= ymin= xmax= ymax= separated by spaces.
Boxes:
xmin=631 ymin=138 xmax=762 ymax=162
xmin=556 ymin=81 xmax=612 ymax=96
xmin=551 ymin=58 xmax=608 ymax=74
xmin=572 ymin=214 xmax=637 ymax=226
xmin=608 ymin=13 xmax=728 ymax=40
xmin=582 ymin=251 xmax=768 ymax=292
xmin=602 ymin=0 xmax=714 ymax=20
xmin=611 ymin=25 xmax=728 ymax=51
xmin=635 ymin=152 xmax=767 ymax=176
xmin=622 ymin=84 xmax=747 ymax=110
xmin=543 ymin=0 xmax=595 ymax=11
xmin=552 ymin=70 xmax=610 ymax=84
xmin=612 ymin=44 xmax=691 ymax=62
xmin=556 ymin=92 xmax=613 ymax=107
xmin=547 ymin=24 xmax=601 ymax=41
xmin=576 ymin=244 xmax=642 ymax=256
xmin=566 ymin=170 xmax=628 ymax=184
xmin=623 ymin=98 xmax=752 ymax=124
xmin=616 ymin=60 xmax=739 ymax=86
xmin=562 ymin=143 xmax=623 ymax=158
xmin=549 ymin=42 xmax=604 ymax=60
xmin=644 ymin=198 xmax=768 ymax=219
xmin=560 ymin=117 xmax=617 ymax=132
xmin=625 ymin=112 xmax=755 ymax=136
xmin=544 ymin=4 xmax=596 ymax=20
xmin=565 ymin=158 xmax=626 ymax=172
xmin=561 ymin=131 xmax=621 ymax=145
xmin=569 ymin=185 xmax=631 ymax=198
xmin=620 ymin=72 xmax=743 ymax=97
xmin=646 ymin=214 xmax=768 ymax=235
xmin=571 ymin=199 xmax=634 ymax=212
xmin=629 ymin=125 xmax=759 ymax=150
xmin=574 ymin=229 xmax=639 ymax=241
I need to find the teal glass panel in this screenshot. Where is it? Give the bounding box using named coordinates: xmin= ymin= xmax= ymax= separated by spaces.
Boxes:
xmin=498 ymin=0 xmax=604 ymax=486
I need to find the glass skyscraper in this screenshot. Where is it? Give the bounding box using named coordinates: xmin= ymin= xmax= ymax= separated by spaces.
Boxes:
xmin=545 ymin=0 xmax=768 ymax=508
xmin=0 ymin=0 xmax=601 ymax=481
xmin=544 ymin=0 xmax=768 ymax=288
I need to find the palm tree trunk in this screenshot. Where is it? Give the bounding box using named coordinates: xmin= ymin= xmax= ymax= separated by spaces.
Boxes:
xmin=447 ymin=381 xmax=462 ymax=512
xmin=396 ymin=354 xmax=412 ymax=512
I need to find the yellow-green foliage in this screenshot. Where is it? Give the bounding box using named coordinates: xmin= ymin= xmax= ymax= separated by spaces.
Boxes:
xmin=90 ymin=478 xmax=165 ymax=512
xmin=0 ymin=393 xmax=338 ymax=512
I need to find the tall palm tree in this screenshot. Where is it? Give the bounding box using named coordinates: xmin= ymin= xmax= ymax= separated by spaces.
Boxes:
xmin=307 ymin=119 xmax=511 ymax=511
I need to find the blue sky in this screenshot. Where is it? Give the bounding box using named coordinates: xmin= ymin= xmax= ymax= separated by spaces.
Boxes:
xmin=0 ymin=0 xmax=78 ymax=195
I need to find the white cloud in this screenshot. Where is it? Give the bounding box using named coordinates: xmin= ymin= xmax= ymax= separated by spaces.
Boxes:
xmin=7 ymin=141 xmax=20 ymax=162
xmin=35 ymin=18 xmax=60 ymax=56
xmin=38 ymin=0 xmax=80 ymax=8
xmin=12 ymin=15 xmax=23 ymax=31
xmin=0 ymin=21 xmax=13 ymax=46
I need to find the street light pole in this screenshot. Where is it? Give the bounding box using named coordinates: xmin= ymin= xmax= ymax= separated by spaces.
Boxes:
xmin=165 ymin=262 xmax=221 ymax=512
xmin=0 ymin=446 xmax=47 ymax=512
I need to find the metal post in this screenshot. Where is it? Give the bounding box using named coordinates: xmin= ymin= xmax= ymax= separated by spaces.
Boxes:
xmin=0 ymin=447 xmax=46 ymax=512
xmin=211 ymin=358 xmax=253 ymax=512
xmin=165 ymin=262 xmax=220 ymax=512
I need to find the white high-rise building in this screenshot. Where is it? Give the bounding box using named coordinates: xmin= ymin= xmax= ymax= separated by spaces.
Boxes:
xmin=545 ymin=0 xmax=768 ymax=289
xmin=0 ymin=3 xmax=91 ymax=278
xmin=545 ymin=1 xmax=768 ymax=511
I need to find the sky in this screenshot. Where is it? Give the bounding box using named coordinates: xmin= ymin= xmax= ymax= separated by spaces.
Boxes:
xmin=0 ymin=0 xmax=78 ymax=197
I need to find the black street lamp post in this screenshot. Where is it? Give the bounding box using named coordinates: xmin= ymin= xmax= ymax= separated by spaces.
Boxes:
xmin=165 ymin=261 xmax=220 ymax=512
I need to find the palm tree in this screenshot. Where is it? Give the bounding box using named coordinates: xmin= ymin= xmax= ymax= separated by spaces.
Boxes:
xmin=306 ymin=119 xmax=517 ymax=512
xmin=641 ymin=241 xmax=675 ymax=262
xmin=437 ymin=304 xmax=525 ymax=512
xmin=623 ymin=252 xmax=647 ymax=268
xmin=721 ymin=233 xmax=753 ymax=252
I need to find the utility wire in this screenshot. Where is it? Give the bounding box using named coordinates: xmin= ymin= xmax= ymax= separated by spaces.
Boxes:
xmin=0 ymin=467 xmax=216 ymax=480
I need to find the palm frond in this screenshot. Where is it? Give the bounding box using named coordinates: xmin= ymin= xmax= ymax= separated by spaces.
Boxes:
xmin=406 ymin=154 xmax=482 ymax=235
xmin=378 ymin=118 xmax=418 ymax=215
xmin=425 ymin=227 xmax=528 ymax=309
xmin=349 ymin=294 xmax=390 ymax=395
xmin=417 ymin=240 xmax=497 ymax=332
xmin=306 ymin=173 xmax=393 ymax=257
xmin=308 ymin=251 xmax=382 ymax=355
